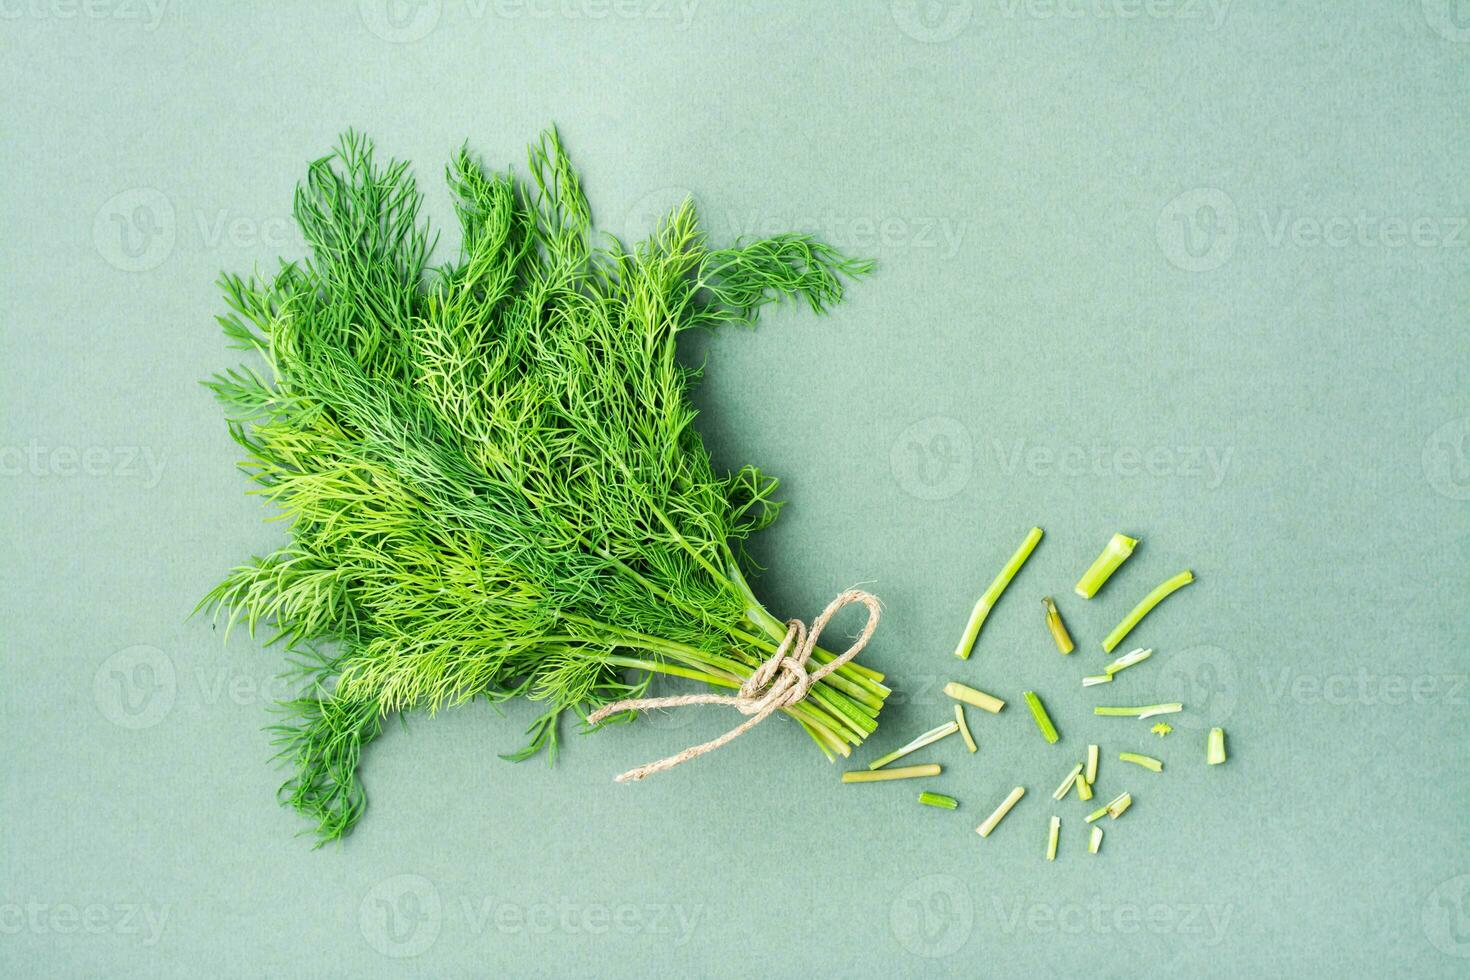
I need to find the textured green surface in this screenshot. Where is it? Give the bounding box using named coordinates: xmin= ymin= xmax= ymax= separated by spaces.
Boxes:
xmin=2 ymin=2 xmax=1467 ymax=976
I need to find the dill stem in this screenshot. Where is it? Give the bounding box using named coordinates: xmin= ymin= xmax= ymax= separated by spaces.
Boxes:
xmin=1093 ymin=703 xmax=1182 ymax=718
xmin=494 ymin=449 xmax=886 ymax=736
xmin=607 ymin=465 xmax=895 ymax=714
xmin=600 ymin=656 xmax=728 ymax=686
xmin=800 ymin=715 xmax=850 ymax=757
xmin=566 ymin=612 xmax=871 ymax=735
xmin=1118 ymin=752 xmax=1163 ymax=772
xmin=602 ymin=655 xmax=853 ymax=754
xmin=813 ymin=645 xmax=887 ymax=685
xmin=708 ymin=637 xmax=879 ymax=737
xmin=733 ymin=631 xmax=886 ymax=710
xmin=842 ymin=764 xmax=940 ymax=783
xmin=976 ymin=786 xmax=1025 ymax=837
xmin=918 ymin=791 xmax=959 ymax=809
xmin=582 ymin=387 xmax=882 ymax=714
xmin=868 ymin=721 xmax=958 ymax=770
xmin=1101 ymin=569 xmax=1194 ymax=653
xmin=591 ymin=539 xmax=890 ymax=745
xmin=627 ymin=467 xmax=739 ymax=592
xmin=595 ymin=628 xmax=864 ymax=745
xmin=1208 ymin=727 xmax=1227 ymax=765
xmin=746 ymin=612 xmax=889 ymax=701
xmin=954 ymin=526 xmax=1043 ymax=659
xmin=723 ymin=555 xmax=891 ymax=695
xmin=1023 ymin=690 xmax=1060 ymax=744
xmin=596 ymin=543 xmax=893 ymax=710
xmin=1075 ymin=532 xmax=1137 ymax=599
xmin=602 ymin=537 xmax=891 ymax=716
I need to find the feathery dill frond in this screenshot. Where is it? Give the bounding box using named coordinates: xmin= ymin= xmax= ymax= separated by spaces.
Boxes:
xmin=203 ymin=129 xmax=882 ymax=842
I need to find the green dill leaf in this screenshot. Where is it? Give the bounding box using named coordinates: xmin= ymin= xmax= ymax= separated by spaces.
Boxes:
xmin=202 ymin=129 xmax=881 ymax=842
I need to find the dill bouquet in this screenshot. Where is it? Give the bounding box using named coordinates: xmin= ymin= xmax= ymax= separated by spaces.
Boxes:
xmin=203 ymin=131 xmax=889 ymax=841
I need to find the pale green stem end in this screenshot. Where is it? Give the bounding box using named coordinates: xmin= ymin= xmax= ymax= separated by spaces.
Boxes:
xmin=1024 ymin=690 xmax=1060 ymax=744
xmin=843 ymin=764 xmax=941 ymax=783
xmin=954 ymin=526 xmax=1043 ymax=659
xmin=869 ymin=721 xmax=958 ymax=770
xmin=919 ymin=791 xmax=959 ymax=810
xmin=1075 ymin=532 xmax=1138 ymax=598
xmin=1208 ymin=727 xmax=1227 ymax=765
xmin=1101 ymin=570 xmax=1194 ymax=653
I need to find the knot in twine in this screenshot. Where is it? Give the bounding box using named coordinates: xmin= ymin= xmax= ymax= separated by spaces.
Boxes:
xmin=587 ymin=589 xmax=881 ymax=783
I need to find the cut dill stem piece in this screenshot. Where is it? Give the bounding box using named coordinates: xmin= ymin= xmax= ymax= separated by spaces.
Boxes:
xmin=918 ymin=791 xmax=959 ymax=810
xmin=1042 ymin=596 xmax=1074 ymax=654
xmin=1104 ymin=647 xmax=1153 ymax=676
xmin=1089 ymin=825 xmax=1103 ymax=854
xmin=1086 ymin=744 xmax=1099 ymax=783
xmin=1094 ymin=703 xmax=1182 ymax=719
xmin=1084 ymin=803 xmax=1110 ymax=824
xmin=1106 ymin=792 xmax=1133 ymax=818
xmin=1053 ymin=762 xmax=1084 ymax=800
xmin=1023 ymin=690 xmax=1060 ymax=744
xmin=1074 ymin=773 xmax=1093 ymax=801
xmin=1082 ymin=674 xmax=1113 ymax=687
xmin=944 ymin=681 xmax=1005 ymax=714
xmin=868 ymin=721 xmax=959 ymax=770
xmin=1208 ymin=727 xmax=1227 ymax=765
xmin=1047 ymin=815 xmax=1060 ymax=861
xmin=955 ymin=704 xmax=978 ymax=753
xmin=1118 ymin=752 xmax=1163 ymax=772
xmin=1101 ymin=570 xmax=1194 ymax=652
xmin=954 ymin=527 xmax=1043 ymax=659
xmin=1075 ymin=533 xmax=1138 ymax=599
xmin=976 ymin=786 xmax=1025 ymax=837
xmin=842 ymin=764 xmax=941 ymax=783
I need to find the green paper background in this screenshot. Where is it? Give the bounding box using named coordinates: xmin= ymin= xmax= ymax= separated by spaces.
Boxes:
xmin=3 ymin=2 xmax=1467 ymax=976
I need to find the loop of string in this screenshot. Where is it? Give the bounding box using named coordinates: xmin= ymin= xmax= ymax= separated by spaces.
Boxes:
xmin=586 ymin=589 xmax=881 ymax=782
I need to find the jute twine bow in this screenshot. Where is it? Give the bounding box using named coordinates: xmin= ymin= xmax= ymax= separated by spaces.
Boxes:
xmin=587 ymin=589 xmax=881 ymax=783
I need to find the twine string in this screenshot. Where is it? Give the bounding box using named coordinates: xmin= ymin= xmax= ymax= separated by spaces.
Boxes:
xmin=586 ymin=589 xmax=881 ymax=782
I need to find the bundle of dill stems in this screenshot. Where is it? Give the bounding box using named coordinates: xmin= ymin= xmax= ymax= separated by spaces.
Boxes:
xmin=203 ymin=130 xmax=888 ymax=841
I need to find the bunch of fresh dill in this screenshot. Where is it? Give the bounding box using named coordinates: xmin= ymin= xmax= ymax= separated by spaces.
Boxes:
xmin=202 ymin=130 xmax=887 ymax=842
